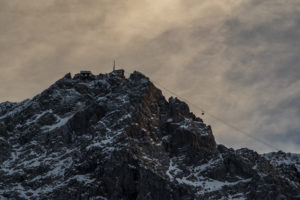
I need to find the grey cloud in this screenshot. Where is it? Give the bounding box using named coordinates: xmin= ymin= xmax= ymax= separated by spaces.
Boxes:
xmin=265 ymin=130 xmax=300 ymax=151
xmin=0 ymin=0 xmax=299 ymax=153
xmin=209 ymin=0 xmax=300 ymax=151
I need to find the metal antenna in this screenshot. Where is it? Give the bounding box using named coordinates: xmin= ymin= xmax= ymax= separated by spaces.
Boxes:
xmin=113 ymin=60 xmax=115 ymax=71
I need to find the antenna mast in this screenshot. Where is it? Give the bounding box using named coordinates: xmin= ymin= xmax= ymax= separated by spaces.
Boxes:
xmin=113 ymin=60 xmax=115 ymax=71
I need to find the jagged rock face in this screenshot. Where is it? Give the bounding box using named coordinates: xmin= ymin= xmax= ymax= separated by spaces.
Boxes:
xmin=0 ymin=70 xmax=299 ymax=200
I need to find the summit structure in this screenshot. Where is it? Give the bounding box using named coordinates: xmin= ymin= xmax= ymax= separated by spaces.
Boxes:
xmin=0 ymin=70 xmax=299 ymax=199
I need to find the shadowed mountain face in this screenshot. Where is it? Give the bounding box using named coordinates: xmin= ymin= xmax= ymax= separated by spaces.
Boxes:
xmin=0 ymin=70 xmax=299 ymax=200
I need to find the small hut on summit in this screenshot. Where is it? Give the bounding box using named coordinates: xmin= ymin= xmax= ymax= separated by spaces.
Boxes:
xmin=71 ymin=70 xmax=95 ymax=81
xmin=113 ymin=69 xmax=125 ymax=77
xmin=80 ymin=71 xmax=92 ymax=78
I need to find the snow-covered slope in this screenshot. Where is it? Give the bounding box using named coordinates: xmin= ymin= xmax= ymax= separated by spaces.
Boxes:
xmin=0 ymin=70 xmax=299 ymax=200
xmin=263 ymin=151 xmax=300 ymax=171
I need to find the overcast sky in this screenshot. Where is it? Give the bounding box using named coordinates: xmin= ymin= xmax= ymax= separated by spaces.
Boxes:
xmin=1 ymin=0 xmax=299 ymax=153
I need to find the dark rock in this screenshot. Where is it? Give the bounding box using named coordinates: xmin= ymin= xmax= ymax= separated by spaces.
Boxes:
xmin=0 ymin=139 xmax=10 ymax=163
xmin=63 ymin=72 xmax=72 ymax=79
xmin=0 ymin=69 xmax=298 ymax=200
xmin=37 ymin=112 xmax=57 ymax=126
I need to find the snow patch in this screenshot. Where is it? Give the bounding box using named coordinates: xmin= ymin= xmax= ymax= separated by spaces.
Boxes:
xmin=166 ymin=159 xmax=183 ymax=181
xmin=42 ymin=114 xmax=73 ymax=132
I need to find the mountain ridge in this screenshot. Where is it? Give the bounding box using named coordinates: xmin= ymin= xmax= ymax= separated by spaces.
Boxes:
xmin=0 ymin=69 xmax=299 ymax=200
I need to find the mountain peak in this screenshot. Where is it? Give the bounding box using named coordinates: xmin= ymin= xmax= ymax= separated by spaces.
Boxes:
xmin=0 ymin=70 xmax=299 ymax=199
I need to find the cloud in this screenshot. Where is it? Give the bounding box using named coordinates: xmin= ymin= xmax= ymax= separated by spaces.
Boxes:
xmin=216 ymin=0 xmax=300 ymax=152
xmin=0 ymin=0 xmax=299 ymax=153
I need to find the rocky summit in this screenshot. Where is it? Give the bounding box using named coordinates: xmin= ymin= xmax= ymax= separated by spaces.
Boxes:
xmin=0 ymin=70 xmax=299 ymax=200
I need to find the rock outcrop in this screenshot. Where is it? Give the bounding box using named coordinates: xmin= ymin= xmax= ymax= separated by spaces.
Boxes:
xmin=0 ymin=70 xmax=299 ymax=200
